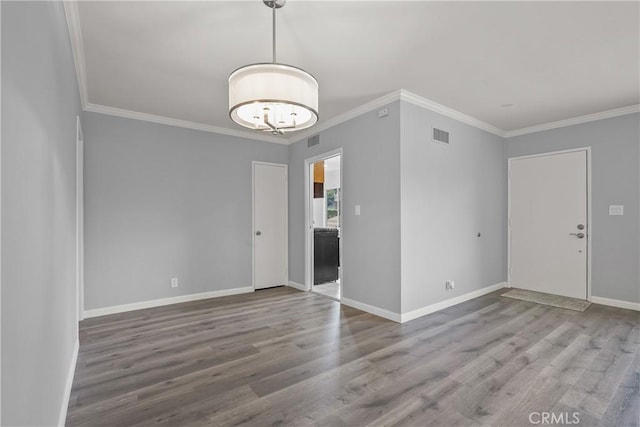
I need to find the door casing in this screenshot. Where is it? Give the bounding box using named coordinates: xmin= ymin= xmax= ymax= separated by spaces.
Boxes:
xmin=76 ymin=116 xmax=84 ymax=321
xmin=252 ymin=161 xmax=288 ymax=290
xmin=304 ymin=149 xmax=343 ymax=294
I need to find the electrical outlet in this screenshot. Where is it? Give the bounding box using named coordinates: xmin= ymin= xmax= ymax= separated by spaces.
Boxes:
xmin=171 ymin=277 xmax=179 ymax=288
xmin=445 ymin=280 xmax=455 ymax=291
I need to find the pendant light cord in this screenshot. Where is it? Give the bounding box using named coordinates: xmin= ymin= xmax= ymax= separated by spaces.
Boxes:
xmin=272 ymin=2 xmax=276 ymax=63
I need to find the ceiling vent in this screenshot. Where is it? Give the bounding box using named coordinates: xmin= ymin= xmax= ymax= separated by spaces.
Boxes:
xmin=432 ymin=127 xmax=450 ymax=144
xmin=308 ymin=135 xmax=320 ymax=148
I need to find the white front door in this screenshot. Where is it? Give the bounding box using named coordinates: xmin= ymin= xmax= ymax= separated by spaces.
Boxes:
xmin=509 ymin=150 xmax=588 ymax=299
xmin=253 ymin=162 xmax=288 ymax=290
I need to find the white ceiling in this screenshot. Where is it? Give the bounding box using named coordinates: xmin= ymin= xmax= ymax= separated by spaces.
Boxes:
xmin=73 ymin=1 xmax=639 ymax=141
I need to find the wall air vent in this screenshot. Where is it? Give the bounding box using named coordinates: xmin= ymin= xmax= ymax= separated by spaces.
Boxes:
xmin=433 ymin=127 xmax=450 ymax=144
xmin=307 ymin=135 xmax=320 ymax=148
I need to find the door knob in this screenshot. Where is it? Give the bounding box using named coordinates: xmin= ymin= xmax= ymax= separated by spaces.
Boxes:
xmin=569 ymin=232 xmax=585 ymax=239
xmin=256 ymin=231 xmax=262 ymax=236
xmin=577 ymin=224 xmax=585 ymax=230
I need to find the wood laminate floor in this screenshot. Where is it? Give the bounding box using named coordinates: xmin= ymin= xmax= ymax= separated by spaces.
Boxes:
xmin=67 ymin=287 xmax=640 ymax=427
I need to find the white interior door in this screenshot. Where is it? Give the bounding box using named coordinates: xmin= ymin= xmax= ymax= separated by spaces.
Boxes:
xmin=253 ymin=162 xmax=287 ymax=290
xmin=509 ymin=150 xmax=588 ymax=299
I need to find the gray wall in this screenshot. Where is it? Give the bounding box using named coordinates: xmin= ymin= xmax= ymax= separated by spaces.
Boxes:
xmin=288 ymin=102 xmax=402 ymax=313
xmin=83 ymin=112 xmax=288 ymax=310
xmin=506 ymin=113 xmax=640 ymax=303
xmin=1 ymin=1 xmax=82 ymax=425
xmin=400 ymin=101 xmax=506 ymax=313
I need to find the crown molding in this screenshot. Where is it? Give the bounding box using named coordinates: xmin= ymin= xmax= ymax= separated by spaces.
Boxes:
xmin=84 ymin=104 xmax=288 ymax=144
xmin=83 ymin=97 xmax=639 ymax=146
xmin=63 ymin=1 xmax=89 ymax=108
xmin=504 ymin=104 xmax=640 ymax=138
xmin=399 ymin=89 xmax=506 ymax=137
xmin=289 ymin=90 xmax=403 ymax=143
xmin=290 ymin=88 xmax=507 ymax=144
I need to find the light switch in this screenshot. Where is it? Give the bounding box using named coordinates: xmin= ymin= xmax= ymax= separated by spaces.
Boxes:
xmin=355 ymin=205 xmax=361 ymax=216
xmin=609 ymin=205 xmax=624 ymax=216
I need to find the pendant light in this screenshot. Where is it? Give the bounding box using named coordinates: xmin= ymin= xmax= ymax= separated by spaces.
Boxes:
xmin=228 ymin=0 xmax=319 ymax=135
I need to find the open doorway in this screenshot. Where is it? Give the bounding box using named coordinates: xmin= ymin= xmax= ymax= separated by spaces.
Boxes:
xmin=307 ymin=153 xmax=341 ymax=301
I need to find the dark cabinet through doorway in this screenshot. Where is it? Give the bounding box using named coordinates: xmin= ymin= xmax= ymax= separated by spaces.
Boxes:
xmin=314 ymin=228 xmax=339 ymax=285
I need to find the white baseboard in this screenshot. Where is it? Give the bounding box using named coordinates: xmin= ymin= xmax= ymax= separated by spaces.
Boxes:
xmin=83 ymin=286 xmax=254 ymax=318
xmin=400 ymin=282 xmax=507 ymax=323
xmin=287 ymin=281 xmax=307 ymax=291
xmin=341 ymin=297 xmax=402 ymax=323
xmin=590 ymin=296 xmax=640 ymax=311
xmin=58 ymin=338 xmax=79 ymax=427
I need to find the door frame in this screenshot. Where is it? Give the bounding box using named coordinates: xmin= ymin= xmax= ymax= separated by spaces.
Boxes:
xmin=252 ymin=161 xmax=288 ymax=291
xmin=507 ymin=147 xmax=592 ymax=301
xmin=76 ymin=116 xmax=84 ymax=321
xmin=304 ymin=148 xmax=343 ymax=293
